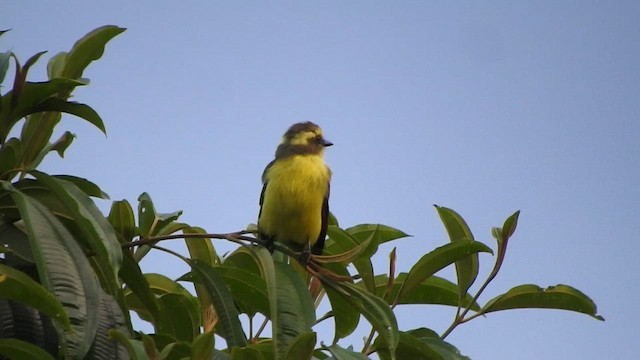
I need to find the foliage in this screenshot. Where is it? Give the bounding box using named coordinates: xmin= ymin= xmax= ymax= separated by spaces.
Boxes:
xmin=0 ymin=26 xmax=603 ymax=360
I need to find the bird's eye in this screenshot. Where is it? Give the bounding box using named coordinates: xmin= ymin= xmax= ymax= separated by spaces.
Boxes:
xmin=314 ymin=135 xmax=323 ymax=144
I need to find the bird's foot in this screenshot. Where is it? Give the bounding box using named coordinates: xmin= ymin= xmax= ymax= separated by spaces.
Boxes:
xmin=297 ymin=248 xmax=311 ymax=265
xmin=264 ymin=239 xmax=276 ymax=254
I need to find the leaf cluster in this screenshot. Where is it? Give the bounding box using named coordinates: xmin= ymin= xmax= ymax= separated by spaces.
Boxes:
xmin=0 ymin=26 xmax=603 ymax=360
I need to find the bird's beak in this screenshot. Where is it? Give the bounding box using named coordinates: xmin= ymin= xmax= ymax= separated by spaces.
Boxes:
xmin=322 ymin=138 xmax=333 ymax=147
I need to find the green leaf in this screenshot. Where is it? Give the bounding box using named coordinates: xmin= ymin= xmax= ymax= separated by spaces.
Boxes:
xmin=109 ymin=329 xmax=146 ymax=360
xmin=435 ymin=206 xmax=479 ymax=305
xmin=323 ymin=344 xmax=370 ymax=360
xmin=9 ymin=51 xmax=48 ymax=112
xmin=377 ymin=329 xmax=469 ymax=360
xmin=0 ymin=222 xmax=34 ymax=263
xmin=324 ymin=225 xmax=360 ymax=256
xmin=0 ymin=338 xmax=56 ymax=360
xmin=0 ymin=50 xmax=11 ymax=86
xmin=501 ymin=210 xmax=520 ymax=240
xmin=0 ymin=263 xmax=71 ymax=330
xmin=192 ymin=331 xmax=215 ymax=360
xmin=352 ymin=258 xmax=376 ymax=294
xmin=86 ymin=289 xmax=129 ymax=359
xmin=345 ymin=224 xmax=410 ymax=246
xmin=189 ymin=259 xmax=247 ymax=347
xmin=159 ymin=341 xmax=191 ymax=359
xmin=283 ymin=332 xmax=316 ymax=360
xmin=2 ymin=78 xmax=85 ymax=116
xmin=184 ymin=226 xmax=219 ymax=267
xmin=274 ymin=262 xmax=316 ymax=358
xmin=137 ymin=192 xmax=157 ymax=238
xmin=0 ymin=78 xmax=84 ymax=141
xmin=108 ymin=199 xmax=136 ymax=243
xmin=327 ymin=212 xmax=339 ymax=226
xmin=143 ymin=273 xmax=190 ymax=295
xmin=30 ymin=171 xmax=122 ymax=297
xmin=0 ymin=137 xmax=22 ymax=180
xmin=365 ymin=274 xmax=480 ymax=311
xmin=120 ymin=251 xmax=163 ymax=327
xmin=54 ymin=174 xmax=109 ymax=199
xmin=25 ymin=98 xmax=105 ymax=134
xmin=481 ymin=284 xmax=604 ymax=320
xmin=158 ymin=293 xmax=200 ymax=342
xmin=322 ymin=280 xmax=398 ymax=356
xmin=318 ymin=230 xmax=374 ymax=265
xmin=217 ymin=265 xmax=270 ymax=317
xmin=5 ymin=183 xmax=100 ymax=359
xmin=323 ymin=264 xmax=360 ymax=342
xmin=61 ymin=25 xmax=126 ymax=81
xmin=47 ymin=51 xmax=67 ymax=80
xmin=48 ymin=130 xmax=75 ymax=158
xmin=230 ymin=346 xmax=265 ymax=360
xmin=140 ymin=333 xmax=160 ymax=359
xmin=18 ymin=112 xmax=60 ymax=170
xmin=396 ymin=241 xmax=493 ymax=303
xmin=490 ymin=210 xmax=521 ymax=281
xmin=234 ymin=246 xmax=278 ymax=356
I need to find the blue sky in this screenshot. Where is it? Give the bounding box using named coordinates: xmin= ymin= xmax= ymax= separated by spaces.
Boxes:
xmin=3 ymin=2 xmax=638 ymax=359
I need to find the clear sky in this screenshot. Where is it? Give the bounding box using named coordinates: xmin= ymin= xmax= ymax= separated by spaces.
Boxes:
xmin=3 ymin=2 xmax=638 ymax=359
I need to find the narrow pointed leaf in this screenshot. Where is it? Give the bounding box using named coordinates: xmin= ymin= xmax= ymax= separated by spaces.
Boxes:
xmin=86 ymin=289 xmax=129 ymax=360
xmin=189 ymin=260 xmax=247 ymax=347
xmin=324 ymin=344 xmax=370 ymax=360
xmin=47 ymin=51 xmax=67 ymax=79
xmin=25 ymin=98 xmax=105 ymax=134
xmin=0 ymin=338 xmax=56 ymax=360
xmin=346 ymin=224 xmax=410 ymax=246
xmin=323 ymin=264 xmax=360 ymax=341
xmin=502 ymin=210 xmax=520 ymax=240
xmin=184 ymin=226 xmax=218 ymax=267
xmin=435 ymin=206 xmax=479 ymax=304
xmin=230 ymin=346 xmax=264 ymax=360
xmin=274 ymin=262 xmax=316 ymax=358
xmin=322 ymin=280 xmax=398 ymax=356
xmin=324 ymin=225 xmax=360 ymax=255
xmin=47 ymin=131 xmax=75 ymax=158
xmin=365 ymin=274 xmax=480 ymax=310
xmin=377 ymin=329 xmax=469 ymax=360
xmin=284 ymin=332 xmax=316 ymax=360
xmin=61 ymin=25 xmax=126 ymax=81
xmin=191 ymin=331 xmax=215 ymax=360
xmin=0 ymin=50 xmax=11 ymax=85
xmin=0 ymin=263 xmax=71 ymax=330
xmin=217 ymin=265 xmax=269 ymax=317
xmin=234 ymin=246 xmax=278 ymax=356
xmin=182 ymin=227 xmax=219 ymax=331
xmin=5 ymin=183 xmax=99 ymax=359
xmin=0 ymin=137 xmax=22 ymax=181
xmin=108 ymin=199 xmax=136 ymax=243
xmin=120 ymin=251 xmax=163 ymax=326
xmin=481 ymin=284 xmax=604 ymax=320
xmin=314 ymin=230 xmax=373 ymax=264
xmin=30 ymin=171 xmax=122 ymax=294
xmin=137 ymin=192 xmax=157 ymax=238
xmin=158 ymin=293 xmax=200 ymax=342
xmin=109 ymin=329 xmax=146 ymax=360
xmin=396 ymin=241 xmax=492 ymax=302
xmin=54 ymin=175 xmax=109 ymax=199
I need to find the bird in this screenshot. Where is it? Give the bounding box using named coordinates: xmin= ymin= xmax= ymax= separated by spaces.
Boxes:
xmin=258 ymin=122 xmax=332 ymax=261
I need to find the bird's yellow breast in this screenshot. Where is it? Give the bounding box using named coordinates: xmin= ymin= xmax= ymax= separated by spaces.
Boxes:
xmin=259 ymin=154 xmax=331 ymax=248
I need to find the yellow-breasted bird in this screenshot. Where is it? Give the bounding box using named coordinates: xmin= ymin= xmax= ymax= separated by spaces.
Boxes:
xmin=258 ymin=122 xmax=332 ymax=259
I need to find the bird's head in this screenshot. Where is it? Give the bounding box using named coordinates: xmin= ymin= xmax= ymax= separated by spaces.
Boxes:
xmin=276 ymin=122 xmax=333 ymax=158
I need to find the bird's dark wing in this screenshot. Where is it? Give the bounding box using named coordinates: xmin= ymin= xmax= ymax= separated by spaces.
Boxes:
xmin=258 ymin=160 xmax=276 ymax=220
xmin=312 ymin=183 xmax=330 ymax=255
